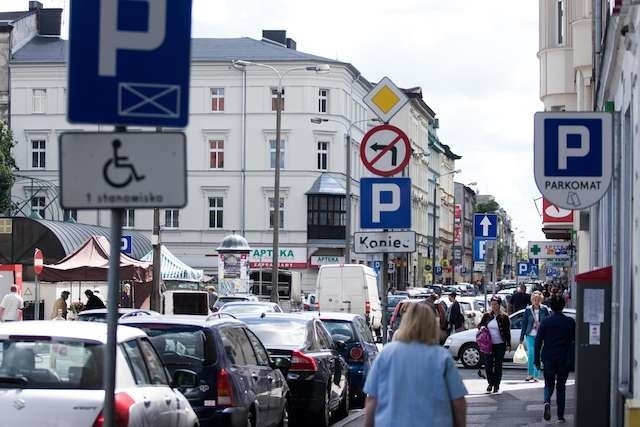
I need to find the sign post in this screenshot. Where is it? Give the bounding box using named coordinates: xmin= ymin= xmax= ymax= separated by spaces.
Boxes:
xmin=33 ymin=248 xmax=43 ymax=320
xmin=67 ymin=1 xmax=193 ymax=425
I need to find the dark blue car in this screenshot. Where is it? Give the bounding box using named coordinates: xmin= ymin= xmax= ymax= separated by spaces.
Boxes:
xmin=315 ymin=312 xmax=378 ymax=407
xmin=121 ymin=315 xmax=290 ymax=427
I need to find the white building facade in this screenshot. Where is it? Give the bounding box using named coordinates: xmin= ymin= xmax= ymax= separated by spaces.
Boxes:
xmin=8 ymin=31 xmax=455 ymax=293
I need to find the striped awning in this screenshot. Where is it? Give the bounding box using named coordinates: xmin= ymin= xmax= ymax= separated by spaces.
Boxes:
xmin=141 ymin=245 xmax=204 ymax=283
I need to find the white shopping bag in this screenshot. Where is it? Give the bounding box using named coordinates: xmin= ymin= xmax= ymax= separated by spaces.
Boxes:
xmin=513 ymin=343 xmax=528 ymax=365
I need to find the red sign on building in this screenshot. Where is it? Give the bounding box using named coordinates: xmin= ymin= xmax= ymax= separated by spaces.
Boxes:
xmin=542 ymin=198 xmax=574 ymax=224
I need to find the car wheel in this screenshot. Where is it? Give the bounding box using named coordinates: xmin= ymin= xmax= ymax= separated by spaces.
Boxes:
xmin=336 ymin=381 xmax=349 ymax=419
xmin=459 ymin=343 xmax=481 ymax=369
xmin=313 ymin=387 xmax=331 ymax=427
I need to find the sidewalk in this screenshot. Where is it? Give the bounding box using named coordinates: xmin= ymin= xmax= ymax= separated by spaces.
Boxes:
xmin=335 ymin=377 xmax=576 ymax=427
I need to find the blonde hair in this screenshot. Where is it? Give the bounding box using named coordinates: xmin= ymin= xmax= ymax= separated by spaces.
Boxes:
xmin=393 ymin=302 xmax=439 ymax=345
xmin=531 ymin=291 xmax=544 ymax=304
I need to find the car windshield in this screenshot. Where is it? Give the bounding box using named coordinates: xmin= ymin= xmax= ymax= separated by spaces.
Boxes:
xmin=0 ymin=338 xmax=103 ymax=389
xmin=322 ymin=320 xmax=357 ymax=343
xmin=135 ymin=324 xmax=209 ymax=367
xmin=244 ymin=319 xmax=309 ymax=348
xmin=387 ymin=295 xmax=408 ymax=307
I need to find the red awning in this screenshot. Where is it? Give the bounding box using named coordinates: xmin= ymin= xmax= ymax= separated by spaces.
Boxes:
xmin=40 ymin=235 xmax=152 ymax=283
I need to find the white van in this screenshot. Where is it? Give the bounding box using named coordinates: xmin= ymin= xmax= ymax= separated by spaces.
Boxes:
xmin=315 ymin=264 xmax=382 ymax=333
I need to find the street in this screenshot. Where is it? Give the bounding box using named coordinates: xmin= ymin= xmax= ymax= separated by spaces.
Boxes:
xmin=334 ymin=365 xmax=576 ymax=427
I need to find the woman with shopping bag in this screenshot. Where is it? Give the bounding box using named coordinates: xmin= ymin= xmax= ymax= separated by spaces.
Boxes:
xmin=519 ymin=291 xmax=550 ymax=381
xmin=478 ymin=296 xmax=511 ymax=393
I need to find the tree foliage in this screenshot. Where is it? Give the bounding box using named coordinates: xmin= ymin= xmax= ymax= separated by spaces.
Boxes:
xmin=475 ymin=199 xmax=500 ymax=213
xmin=0 ymin=121 xmax=17 ymax=214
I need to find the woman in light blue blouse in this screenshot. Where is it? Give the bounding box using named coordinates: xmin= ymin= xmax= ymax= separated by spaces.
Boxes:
xmin=363 ymin=302 xmax=468 ymax=427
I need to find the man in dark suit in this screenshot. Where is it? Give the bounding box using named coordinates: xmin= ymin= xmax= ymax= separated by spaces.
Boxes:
xmin=84 ymin=289 xmax=106 ymax=310
xmin=509 ymin=284 xmax=530 ymax=314
xmin=534 ymin=296 xmax=575 ymax=424
xmin=446 ymin=292 xmax=465 ymax=334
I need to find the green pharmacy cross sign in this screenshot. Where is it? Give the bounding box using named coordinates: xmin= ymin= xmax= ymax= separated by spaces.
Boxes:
xmin=531 ymin=244 xmax=541 ymax=256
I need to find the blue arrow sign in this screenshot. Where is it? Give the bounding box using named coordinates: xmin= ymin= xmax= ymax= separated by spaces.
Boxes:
xmin=474 ymin=214 xmax=498 ymax=240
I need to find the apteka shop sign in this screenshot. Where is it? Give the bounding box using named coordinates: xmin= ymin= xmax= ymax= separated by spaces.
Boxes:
xmin=249 ymin=247 xmax=307 ymax=269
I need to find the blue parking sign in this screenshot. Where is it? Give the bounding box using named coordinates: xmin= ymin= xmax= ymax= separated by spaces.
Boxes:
xmin=360 ymin=177 xmax=411 ymax=229
xmin=68 ymin=0 xmax=193 ymax=127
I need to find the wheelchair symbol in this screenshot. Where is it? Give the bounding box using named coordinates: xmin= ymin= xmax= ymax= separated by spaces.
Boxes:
xmin=103 ymin=139 xmax=145 ymax=188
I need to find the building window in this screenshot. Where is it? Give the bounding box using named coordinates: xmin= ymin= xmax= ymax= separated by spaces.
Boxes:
xmin=271 ymin=87 xmax=285 ymax=111
xmin=208 ymin=197 xmax=224 ymax=228
xmin=164 ymin=209 xmax=179 ymax=228
xmin=123 ymin=209 xmax=135 ymax=228
xmin=31 ymin=196 xmax=45 ymax=218
xmin=307 ymin=195 xmax=345 ymax=226
xmin=63 ymin=209 xmax=77 ymax=222
xmin=318 ymin=88 xmax=329 ymax=113
xmin=210 ymin=88 xmax=225 ymax=111
xmin=31 ymin=140 xmax=46 ymax=168
xmin=209 ymin=139 xmax=224 ymax=169
xmin=317 ymin=141 xmax=328 ymax=171
xmin=557 ymin=0 xmax=564 ymax=45
xmin=269 ymin=139 xmax=285 ymax=169
xmin=269 ymin=197 xmax=284 ymax=229
xmin=32 ymin=89 xmax=46 ymax=113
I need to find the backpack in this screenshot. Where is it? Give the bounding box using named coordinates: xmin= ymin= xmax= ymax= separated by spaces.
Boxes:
xmin=476 ymin=327 xmax=492 ymax=354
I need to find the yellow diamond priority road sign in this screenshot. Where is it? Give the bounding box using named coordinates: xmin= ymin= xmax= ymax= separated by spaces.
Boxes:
xmin=363 ymin=77 xmax=409 ymax=123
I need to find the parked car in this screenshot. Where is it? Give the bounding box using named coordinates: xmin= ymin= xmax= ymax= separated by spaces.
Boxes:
xmin=444 ymin=308 xmax=577 ymax=368
xmin=218 ymin=301 xmax=283 ymax=315
xmin=303 ymin=293 xmax=319 ymax=311
xmin=309 ymin=312 xmax=378 ymax=407
xmin=76 ymin=308 xmax=160 ymax=322
xmin=239 ymin=313 xmax=350 ymax=427
xmin=121 ymin=314 xmax=289 ymax=427
xmin=385 ymin=294 xmax=409 ymax=319
xmin=212 ymin=295 xmax=259 ymax=312
xmin=436 ymin=297 xmax=477 ymax=330
xmin=0 ymin=320 xmax=199 ymax=426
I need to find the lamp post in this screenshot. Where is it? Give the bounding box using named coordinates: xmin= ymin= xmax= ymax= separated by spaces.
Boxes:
xmin=431 ymin=169 xmax=461 ymax=285
xmin=310 ymin=117 xmax=380 ymax=262
xmin=232 ymin=60 xmax=330 ymax=303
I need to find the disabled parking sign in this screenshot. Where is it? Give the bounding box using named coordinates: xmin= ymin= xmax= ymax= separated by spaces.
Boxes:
xmin=59 ymin=132 xmax=187 ymax=209
xmin=68 ymin=0 xmax=193 ymax=127
xmin=534 ymin=112 xmax=613 ymax=209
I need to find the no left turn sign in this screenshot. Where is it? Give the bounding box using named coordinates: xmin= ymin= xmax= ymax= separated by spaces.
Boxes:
xmin=359 ymin=124 xmax=411 ymax=176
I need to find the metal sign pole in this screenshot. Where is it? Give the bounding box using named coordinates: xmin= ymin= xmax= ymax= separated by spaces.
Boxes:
xmin=34 ymin=274 xmax=39 ymax=320
xmin=104 ymin=207 xmax=123 ymax=427
xmin=381 ymin=250 xmax=389 ymax=344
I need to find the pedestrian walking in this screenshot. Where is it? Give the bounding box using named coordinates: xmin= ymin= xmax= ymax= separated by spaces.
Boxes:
xmin=446 ymin=291 xmax=465 ymax=335
xmin=509 ymin=284 xmax=530 ymax=314
xmin=0 ymin=285 xmax=23 ymax=322
xmin=363 ymin=302 xmax=467 ymax=427
xmin=519 ymin=291 xmax=550 ymax=381
xmin=206 ymin=286 xmax=218 ymax=312
xmin=534 ymin=296 xmax=575 ymax=424
xmin=478 ymin=295 xmax=511 ymax=393
xmin=51 ymin=290 xmax=70 ymax=319
xmin=83 ymin=289 xmax=106 ymax=310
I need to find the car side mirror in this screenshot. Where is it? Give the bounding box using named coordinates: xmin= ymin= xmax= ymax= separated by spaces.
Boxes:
xmin=332 ymin=338 xmax=346 ymax=351
xmin=171 ymin=369 xmax=199 ymax=388
xmin=270 ymin=356 xmax=291 ymax=371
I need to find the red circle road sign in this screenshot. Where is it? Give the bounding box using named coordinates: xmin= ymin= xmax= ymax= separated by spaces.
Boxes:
xmin=359 ymin=124 xmax=411 ymax=176
xmin=34 ymin=248 xmax=44 ymax=275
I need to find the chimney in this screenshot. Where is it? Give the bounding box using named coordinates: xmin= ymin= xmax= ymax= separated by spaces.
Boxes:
xmin=29 ymin=1 xmax=43 ymax=11
xmin=262 ymin=30 xmax=297 ymax=50
xmin=36 ymin=7 xmax=62 ymax=36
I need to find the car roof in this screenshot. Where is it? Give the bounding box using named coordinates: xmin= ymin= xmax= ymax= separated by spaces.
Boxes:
xmin=221 ymin=301 xmax=276 ymax=306
xmin=0 ymin=320 xmax=145 ymax=343
xmin=236 ymin=312 xmax=312 ymax=323
xmin=77 ymin=308 xmax=159 ymax=315
xmin=120 ymin=314 xmax=245 ymax=328
xmin=317 ymin=312 xmax=364 ymax=321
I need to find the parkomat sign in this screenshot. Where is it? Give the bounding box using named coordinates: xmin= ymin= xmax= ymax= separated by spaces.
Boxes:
xmin=249 ymin=247 xmax=307 ymax=269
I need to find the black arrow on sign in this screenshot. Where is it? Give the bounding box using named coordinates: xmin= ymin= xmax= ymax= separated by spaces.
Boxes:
xmin=371 ymin=143 xmax=398 ymax=166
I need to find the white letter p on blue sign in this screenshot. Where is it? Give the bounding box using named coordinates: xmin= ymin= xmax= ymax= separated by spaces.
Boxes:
xmin=360 ymin=177 xmax=411 ymax=229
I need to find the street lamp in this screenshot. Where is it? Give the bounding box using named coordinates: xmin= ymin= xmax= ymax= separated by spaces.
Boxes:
xmin=233 ymin=60 xmax=330 ymax=303
xmin=310 ymin=117 xmax=380 ymax=261
xmin=431 ymin=169 xmax=461 ymax=285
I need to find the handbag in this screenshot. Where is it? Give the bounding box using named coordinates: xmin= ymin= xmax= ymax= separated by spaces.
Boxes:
xmin=513 ymin=343 xmax=528 ymax=365
xmin=476 ymin=327 xmax=492 ymax=354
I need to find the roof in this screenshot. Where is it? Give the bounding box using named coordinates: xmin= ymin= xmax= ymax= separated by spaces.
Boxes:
xmin=11 ymin=36 xmax=342 ymax=65
xmin=306 ymin=173 xmax=346 ymax=195
xmin=120 ymin=314 xmax=243 ymax=328
xmin=32 ymin=218 xmax=151 ymax=259
xmin=0 ymin=11 xmax=33 ymax=22
xmin=317 ymin=312 xmax=364 ymax=321
xmin=141 ymin=245 xmax=204 ymax=282
xmin=0 ymin=320 xmax=145 ymax=343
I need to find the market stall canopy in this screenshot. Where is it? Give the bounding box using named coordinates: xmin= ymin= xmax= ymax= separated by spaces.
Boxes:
xmin=141 ymin=245 xmax=204 ymax=283
xmin=40 ymin=235 xmax=152 ymax=283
